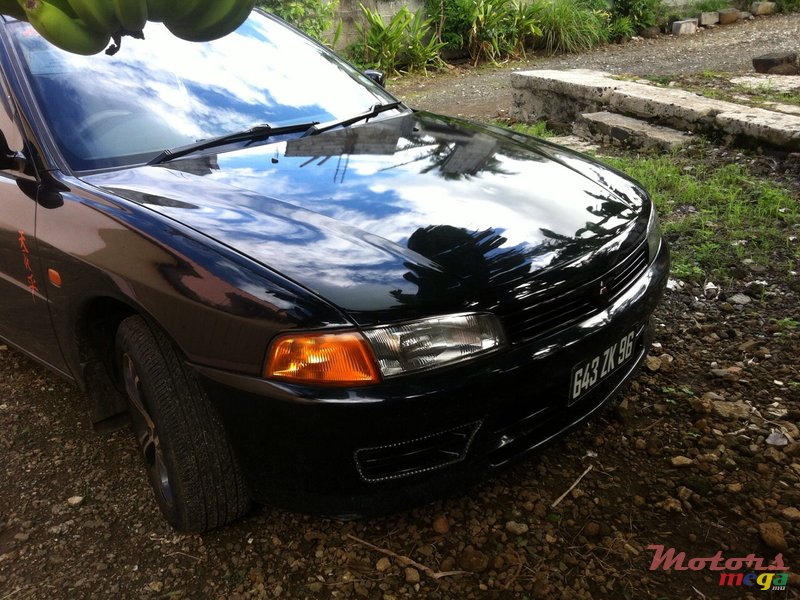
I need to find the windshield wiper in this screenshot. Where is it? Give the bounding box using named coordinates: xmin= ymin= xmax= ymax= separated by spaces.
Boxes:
xmin=301 ymin=101 xmax=404 ymax=137
xmin=147 ymin=121 xmax=319 ymax=166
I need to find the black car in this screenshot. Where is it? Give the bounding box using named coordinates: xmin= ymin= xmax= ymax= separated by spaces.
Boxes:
xmin=0 ymin=9 xmax=669 ymax=531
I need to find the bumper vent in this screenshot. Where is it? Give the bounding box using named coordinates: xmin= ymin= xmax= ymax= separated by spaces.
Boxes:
xmin=503 ymin=243 xmax=648 ymax=343
xmin=355 ymin=422 xmax=481 ymax=482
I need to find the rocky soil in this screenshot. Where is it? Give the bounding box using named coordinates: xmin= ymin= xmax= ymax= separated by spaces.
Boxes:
xmin=2 ymin=13 xmax=800 ymax=600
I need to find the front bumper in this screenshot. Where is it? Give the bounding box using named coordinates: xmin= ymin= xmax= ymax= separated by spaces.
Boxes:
xmin=197 ymin=240 xmax=669 ymax=516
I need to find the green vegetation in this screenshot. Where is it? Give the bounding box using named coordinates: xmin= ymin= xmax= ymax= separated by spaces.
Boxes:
xmin=506 ymin=120 xmax=557 ymax=138
xmin=535 ymin=0 xmax=608 ymax=54
xmin=599 ymin=155 xmax=800 ymax=282
xmin=776 ymin=0 xmax=800 ymax=12
xmin=467 ymin=0 xmax=542 ymax=64
xmin=682 ymin=0 xmax=729 ymax=15
xmin=611 ymin=0 xmax=661 ymax=30
xmin=349 ymin=5 xmax=444 ymax=74
xmin=775 ymin=317 xmax=799 ymax=330
xmin=256 ymin=0 xmax=339 ymax=42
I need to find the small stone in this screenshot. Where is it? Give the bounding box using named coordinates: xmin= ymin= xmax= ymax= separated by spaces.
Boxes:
xmin=617 ymin=397 xmax=634 ymax=421
xmin=505 ymin=521 xmax=529 ymax=536
xmin=710 ymin=367 xmax=741 ymax=381
xmin=699 ymin=11 xmax=719 ymax=26
xmin=766 ymin=431 xmax=789 ymax=446
xmin=671 ymin=456 xmax=693 ymax=467
xmin=376 ymin=557 xmax=391 ymax=572
xmin=67 ymin=496 xmax=84 ymax=508
xmin=764 ymin=447 xmax=785 ymax=463
xmin=718 ymin=7 xmax=741 ymax=23
xmin=644 ymin=355 xmax=662 ymax=372
xmin=13 ymin=533 xmax=29 ymax=542
xmin=584 ymin=521 xmax=601 ymax=538
xmin=768 ymin=63 xmax=800 ymax=75
xmin=780 ymin=507 xmax=800 ymax=521
xmin=753 ymin=51 xmax=798 ymax=74
xmin=307 ymin=582 xmax=323 ymax=593
xmin=660 ymin=497 xmax=683 ymax=512
xmin=148 ymin=581 xmax=164 ymax=593
xmin=726 ymin=482 xmax=742 ymax=493
xmin=758 ymin=522 xmax=788 ymax=551
xmin=729 ymin=293 xmax=751 ymax=305
xmin=432 ymin=514 xmax=450 ymax=535
xmin=690 ymin=397 xmax=713 ymax=414
xmin=459 ymin=547 xmax=489 ymax=573
xmin=672 ymin=19 xmax=698 ymax=35
xmin=712 ymin=400 xmax=752 ymax=420
xmin=404 ymin=567 xmax=420 ymax=584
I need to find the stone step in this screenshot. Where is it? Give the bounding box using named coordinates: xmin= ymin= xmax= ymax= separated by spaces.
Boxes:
xmin=573 ymin=112 xmax=695 ymax=150
xmin=510 ymin=69 xmax=800 ymax=151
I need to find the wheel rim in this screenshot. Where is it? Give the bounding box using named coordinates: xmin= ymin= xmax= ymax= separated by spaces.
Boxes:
xmin=122 ymin=353 xmax=174 ymax=508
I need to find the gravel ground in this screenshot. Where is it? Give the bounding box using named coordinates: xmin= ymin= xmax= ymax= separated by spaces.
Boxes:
xmin=2 ymin=13 xmax=800 ymax=600
xmin=390 ymin=11 xmax=800 ymax=122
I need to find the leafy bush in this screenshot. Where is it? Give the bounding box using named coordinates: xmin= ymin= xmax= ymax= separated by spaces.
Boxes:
xmin=256 ymin=0 xmax=339 ymax=41
xmin=607 ymin=14 xmax=636 ymax=41
xmin=775 ymin=0 xmax=800 ymax=11
xmin=426 ymin=0 xmax=475 ymax=52
xmin=350 ymin=5 xmax=445 ymax=74
xmin=465 ymin=0 xmax=543 ymax=64
xmin=536 ymin=0 xmax=609 ymax=54
xmin=610 ymin=0 xmax=661 ymax=30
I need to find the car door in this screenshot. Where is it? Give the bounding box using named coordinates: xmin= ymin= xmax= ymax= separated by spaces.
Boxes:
xmin=0 ymin=84 xmax=66 ymax=373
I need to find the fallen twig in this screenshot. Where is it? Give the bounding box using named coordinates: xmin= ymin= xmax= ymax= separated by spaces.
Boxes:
xmin=346 ymin=534 xmax=469 ymax=580
xmin=551 ymin=465 xmax=593 ymax=508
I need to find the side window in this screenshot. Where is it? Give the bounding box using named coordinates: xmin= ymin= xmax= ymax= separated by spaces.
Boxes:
xmin=0 ymin=87 xmax=24 ymax=154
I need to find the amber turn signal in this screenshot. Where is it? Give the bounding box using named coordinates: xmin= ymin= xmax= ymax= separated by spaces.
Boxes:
xmin=265 ymin=331 xmax=381 ymax=386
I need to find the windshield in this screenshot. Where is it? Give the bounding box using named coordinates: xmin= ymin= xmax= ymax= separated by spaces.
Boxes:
xmin=9 ymin=11 xmax=397 ymax=171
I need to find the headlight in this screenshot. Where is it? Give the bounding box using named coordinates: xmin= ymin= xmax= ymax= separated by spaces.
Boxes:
xmin=362 ymin=313 xmax=506 ymax=377
xmin=264 ymin=313 xmax=506 ymax=386
xmin=647 ymin=204 xmax=662 ymax=262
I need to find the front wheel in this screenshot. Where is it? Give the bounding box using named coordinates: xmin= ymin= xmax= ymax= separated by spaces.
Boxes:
xmin=116 ymin=315 xmax=251 ymax=532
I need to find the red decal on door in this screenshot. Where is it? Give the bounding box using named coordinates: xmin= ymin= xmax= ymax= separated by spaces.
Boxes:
xmin=18 ymin=230 xmax=39 ymax=301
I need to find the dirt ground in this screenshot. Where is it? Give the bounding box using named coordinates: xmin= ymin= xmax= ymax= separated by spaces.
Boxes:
xmin=2 ymin=13 xmax=800 ymax=600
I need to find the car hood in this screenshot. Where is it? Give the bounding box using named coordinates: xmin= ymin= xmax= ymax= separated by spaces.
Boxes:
xmin=84 ymin=112 xmax=649 ymax=324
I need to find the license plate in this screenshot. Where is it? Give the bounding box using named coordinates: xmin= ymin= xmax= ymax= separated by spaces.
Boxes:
xmin=569 ymin=329 xmax=638 ymax=404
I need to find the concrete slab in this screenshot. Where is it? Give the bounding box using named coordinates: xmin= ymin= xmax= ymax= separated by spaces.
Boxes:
xmin=700 ymin=11 xmax=719 ymax=26
xmin=607 ymin=84 xmax=743 ymax=127
xmin=672 ymin=19 xmax=699 ymax=35
xmin=574 ymin=112 xmax=695 ymax=150
xmin=511 ymin=69 xmax=800 ymax=151
xmin=716 ymin=107 xmax=800 ymax=149
xmin=761 ymin=101 xmax=800 ymax=116
xmin=718 ymin=7 xmax=741 ymax=24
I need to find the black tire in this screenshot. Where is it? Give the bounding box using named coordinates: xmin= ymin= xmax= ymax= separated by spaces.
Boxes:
xmin=115 ymin=315 xmax=251 ymax=532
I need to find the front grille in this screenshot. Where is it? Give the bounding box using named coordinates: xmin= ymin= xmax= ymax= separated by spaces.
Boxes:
xmin=502 ymin=243 xmax=649 ymax=344
xmin=355 ymin=422 xmax=481 ymax=482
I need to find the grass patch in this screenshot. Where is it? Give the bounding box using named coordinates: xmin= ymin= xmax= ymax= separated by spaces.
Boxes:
xmin=505 ymin=120 xmax=557 ymax=138
xmin=600 ymin=155 xmax=800 ymax=282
